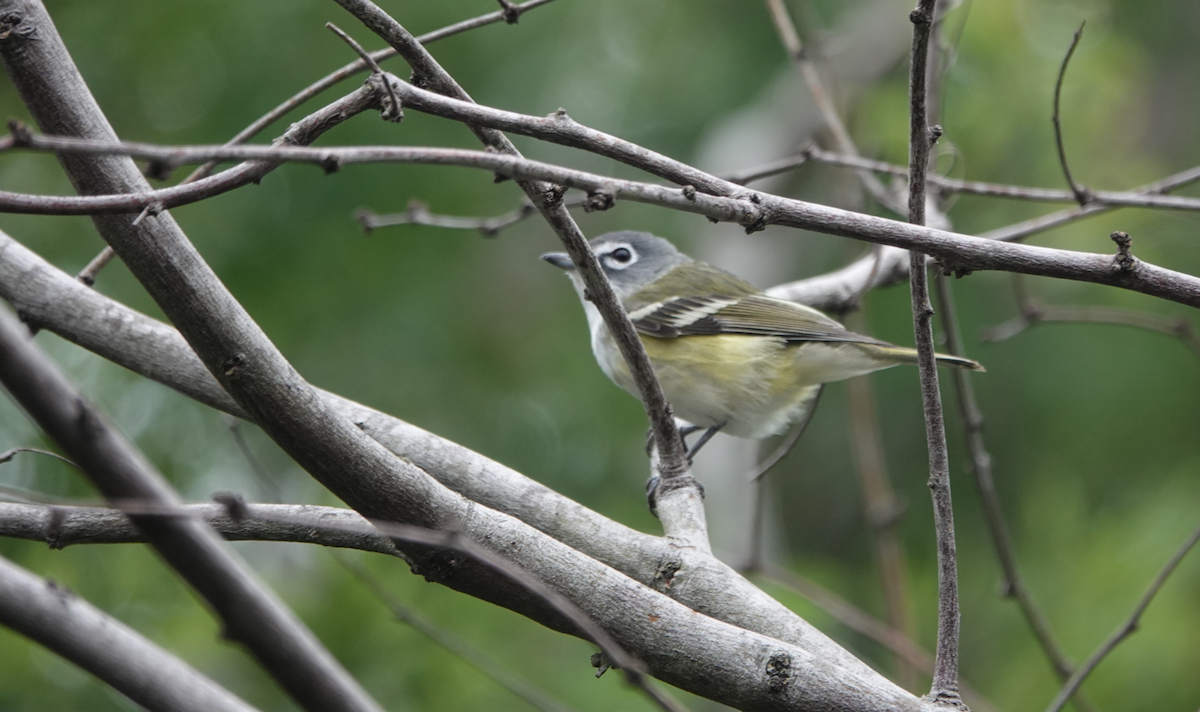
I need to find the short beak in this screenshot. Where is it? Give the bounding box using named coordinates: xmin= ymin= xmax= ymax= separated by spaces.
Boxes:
xmin=540 ymin=251 xmax=575 ymax=270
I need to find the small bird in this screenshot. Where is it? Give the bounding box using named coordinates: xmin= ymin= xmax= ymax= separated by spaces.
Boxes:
xmin=542 ymin=231 xmax=983 ymax=457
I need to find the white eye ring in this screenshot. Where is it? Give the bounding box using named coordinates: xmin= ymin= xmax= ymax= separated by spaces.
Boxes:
xmin=604 ymin=244 xmax=636 ymax=269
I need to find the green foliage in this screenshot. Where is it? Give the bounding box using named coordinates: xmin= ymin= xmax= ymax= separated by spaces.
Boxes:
xmin=2 ymin=0 xmax=1199 ymax=710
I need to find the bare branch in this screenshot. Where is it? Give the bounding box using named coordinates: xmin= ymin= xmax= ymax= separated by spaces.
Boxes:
xmin=325 ymin=23 xmax=403 ymax=122
xmin=1044 ymin=520 xmax=1200 ymax=712
xmin=357 ymin=195 xmax=587 ymax=236
xmin=804 ymin=146 xmax=1200 ymax=211
xmin=0 ymin=231 xmax=909 ymax=691
xmin=982 ymin=275 xmax=1200 ymax=358
xmin=326 ymin=0 xmax=704 ymax=545
xmin=906 ymin=0 xmax=964 ymax=705
xmin=0 ymin=304 xmax=384 ymax=712
xmin=0 ymin=446 xmax=77 ymax=470
xmin=933 ymin=274 xmax=1100 ymax=712
xmin=5 ymin=133 xmax=1200 ymax=310
xmin=339 ymin=558 xmax=580 ymax=712
xmin=1053 ymin=23 xmax=1091 ymax=205
xmin=0 ymin=500 xmax=396 ymax=552
xmin=0 ymin=553 xmax=260 ymax=712
xmin=763 ymin=0 xmax=904 ymax=214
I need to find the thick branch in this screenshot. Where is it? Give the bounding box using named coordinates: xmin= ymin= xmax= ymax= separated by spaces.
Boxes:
xmin=327 ymin=0 xmax=703 ymax=546
xmin=0 ymin=6 xmax=924 ymax=704
xmin=0 ymin=305 xmax=384 ymax=712
xmin=0 ymin=553 xmax=260 ymax=712
xmin=0 ymin=230 xmax=893 ymax=690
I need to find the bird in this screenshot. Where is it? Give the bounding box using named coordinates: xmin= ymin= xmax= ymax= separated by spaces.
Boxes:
xmin=542 ymin=231 xmax=983 ymax=458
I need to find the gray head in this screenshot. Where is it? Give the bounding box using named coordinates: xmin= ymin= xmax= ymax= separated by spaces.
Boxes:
xmin=540 ymin=231 xmax=692 ymax=300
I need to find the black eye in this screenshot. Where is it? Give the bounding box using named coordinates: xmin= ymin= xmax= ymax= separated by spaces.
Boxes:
xmin=610 ymin=247 xmax=632 ymax=263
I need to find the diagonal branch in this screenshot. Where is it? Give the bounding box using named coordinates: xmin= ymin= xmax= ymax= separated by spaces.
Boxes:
xmin=0 ymin=552 xmax=260 ymax=712
xmin=0 ymin=304 xmax=385 ymax=712
xmin=763 ymin=0 xmax=904 ymax=214
xmin=1044 ymin=520 xmax=1200 ymax=712
xmin=0 ymin=228 xmax=908 ymax=690
xmin=327 ymin=0 xmax=705 ymax=544
xmin=74 ymin=0 xmax=562 ymax=284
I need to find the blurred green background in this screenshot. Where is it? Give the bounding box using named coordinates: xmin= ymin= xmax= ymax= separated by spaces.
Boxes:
xmin=1 ymin=0 xmax=1199 ymax=710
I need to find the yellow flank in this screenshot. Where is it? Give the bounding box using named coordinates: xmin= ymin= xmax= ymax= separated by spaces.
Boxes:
xmin=603 ymin=333 xmax=835 ymax=438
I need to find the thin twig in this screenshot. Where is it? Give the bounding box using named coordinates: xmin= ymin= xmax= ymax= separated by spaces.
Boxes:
xmin=357 ymin=195 xmax=587 ymax=236
xmin=725 ymin=154 xmax=810 ymax=186
xmin=71 ymin=0 xmax=562 ymax=285
xmin=933 ymin=274 xmax=1100 ymax=712
xmin=6 ymin=132 xmax=1200 ymax=309
xmin=1053 ymin=23 xmax=1090 ymax=205
xmin=0 ymin=446 xmax=77 ymax=469
xmin=843 ymin=313 xmax=916 ymax=692
xmin=982 ymin=275 xmax=1200 ymax=359
xmin=906 ymin=0 xmax=964 ymax=705
xmin=803 ymin=146 xmax=1200 ymax=211
xmin=1043 ymin=520 xmax=1200 ymax=712
xmin=762 ymin=0 xmax=904 ymax=215
xmin=326 ymin=23 xmax=403 ymax=122
xmin=338 ymin=557 xmax=580 ymax=712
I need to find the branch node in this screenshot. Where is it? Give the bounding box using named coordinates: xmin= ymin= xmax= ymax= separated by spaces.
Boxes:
xmin=497 ymin=0 xmax=521 ymax=25
xmin=355 ymin=208 xmax=379 ymax=233
xmin=131 ymin=202 xmax=164 ymax=227
xmin=590 ymin=651 xmax=616 ymax=677
xmin=212 ymin=491 xmax=249 ymax=522
xmin=43 ymin=506 xmax=67 ymax=550
xmin=733 ymin=192 xmax=767 ymax=233
xmin=924 ymin=687 xmax=968 ymax=710
xmin=909 ymin=8 xmax=932 ymax=25
xmin=541 ymin=184 xmax=566 ymax=208
xmin=765 ymin=652 xmax=794 ymax=694
xmin=583 ymin=189 xmax=615 ymax=212
xmin=681 ymin=185 xmax=697 ymax=200
xmin=652 ymin=558 xmax=681 ymax=592
xmin=0 ymin=11 xmax=36 ymax=41
xmin=222 ymin=353 xmax=247 ymax=377
xmin=320 ymin=153 xmax=343 ymax=174
xmin=7 ymin=118 xmax=33 ymax=147
xmin=1110 ymin=230 xmax=1137 ymax=273
xmin=937 ymin=257 xmax=974 ymax=278
xmin=928 ymin=124 xmax=944 ymax=146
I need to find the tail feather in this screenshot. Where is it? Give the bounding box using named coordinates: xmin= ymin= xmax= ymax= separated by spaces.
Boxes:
xmin=934 ymin=352 xmax=986 ymax=372
xmin=871 ymin=344 xmax=986 ymax=372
